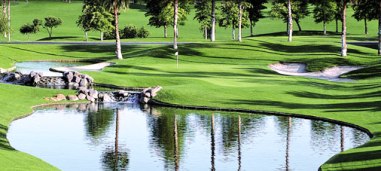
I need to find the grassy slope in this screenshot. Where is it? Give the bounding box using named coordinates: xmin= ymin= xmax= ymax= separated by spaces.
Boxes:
xmin=0 ymin=1 xmax=381 ymax=171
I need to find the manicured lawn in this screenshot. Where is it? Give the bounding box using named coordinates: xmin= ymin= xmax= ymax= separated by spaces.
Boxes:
xmin=1 ymin=0 xmax=381 ymax=170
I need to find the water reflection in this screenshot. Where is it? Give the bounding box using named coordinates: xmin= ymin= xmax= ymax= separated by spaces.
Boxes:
xmin=8 ymin=104 xmax=370 ymax=171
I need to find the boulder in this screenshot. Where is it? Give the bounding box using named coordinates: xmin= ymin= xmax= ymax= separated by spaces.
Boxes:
xmin=79 ymin=78 xmax=88 ymax=87
xmin=77 ymin=93 xmax=86 ymax=100
xmin=67 ymin=95 xmax=79 ymax=101
xmin=102 ymin=93 xmax=115 ymax=103
xmin=89 ymin=89 xmax=98 ymax=99
xmin=64 ymin=71 xmax=74 ymax=82
xmin=55 ymin=94 xmax=66 ymax=101
xmin=150 ymin=86 xmax=162 ymax=97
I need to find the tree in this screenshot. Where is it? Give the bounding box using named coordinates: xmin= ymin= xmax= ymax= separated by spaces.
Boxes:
xmin=173 ymin=0 xmax=178 ymax=50
xmin=378 ymin=0 xmax=380 ymax=55
xmin=77 ymin=3 xmax=114 ymax=41
xmin=312 ymin=0 xmax=336 ymax=35
xmin=270 ymin=0 xmax=309 ymax=33
xmin=145 ymin=0 xmax=189 ymax=38
xmin=43 ymin=16 xmax=62 ymax=38
xmin=334 ymin=0 xmax=343 ymax=33
xmin=6 ymin=0 xmax=10 ymax=41
xmin=2 ymin=0 xmax=6 ymax=38
xmin=237 ymin=0 xmax=252 ymax=42
xmin=102 ymin=0 xmax=130 ymax=60
xmin=211 ymin=0 xmax=216 ymax=41
xmin=194 ymin=0 xmax=212 ymax=40
xmin=19 ymin=19 xmax=41 ymax=40
xmin=352 ymin=0 xmax=378 ymax=35
xmin=247 ymin=0 xmax=267 ymax=36
xmin=219 ymin=0 xmax=250 ymax=40
xmin=0 ymin=13 xmax=7 ymax=36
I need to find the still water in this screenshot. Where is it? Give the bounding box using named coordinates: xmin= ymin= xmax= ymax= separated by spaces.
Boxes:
xmin=8 ymin=103 xmax=369 ymax=171
xmin=16 ymin=61 xmax=87 ymax=76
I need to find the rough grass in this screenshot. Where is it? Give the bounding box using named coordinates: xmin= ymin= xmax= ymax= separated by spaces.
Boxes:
xmin=0 ymin=0 xmax=381 ymax=170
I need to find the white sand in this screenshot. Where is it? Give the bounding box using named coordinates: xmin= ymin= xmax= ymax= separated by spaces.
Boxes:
xmin=49 ymin=62 xmax=113 ymax=73
xmin=269 ymin=63 xmax=362 ymax=82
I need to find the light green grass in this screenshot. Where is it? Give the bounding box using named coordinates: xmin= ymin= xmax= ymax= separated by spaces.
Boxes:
xmin=0 ymin=1 xmax=381 ymax=171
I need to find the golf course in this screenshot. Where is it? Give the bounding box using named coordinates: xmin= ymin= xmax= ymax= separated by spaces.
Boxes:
xmin=0 ymin=0 xmax=381 ymax=170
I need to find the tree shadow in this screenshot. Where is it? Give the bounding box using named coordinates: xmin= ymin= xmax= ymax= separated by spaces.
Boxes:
xmin=0 ymin=124 xmax=14 ymax=151
xmin=288 ymin=90 xmax=381 ymax=100
xmin=38 ymin=36 xmax=82 ymax=41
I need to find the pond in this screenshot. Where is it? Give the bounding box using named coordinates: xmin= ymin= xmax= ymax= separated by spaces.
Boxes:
xmin=8 ymin=103 xmax=369 ymax=171
xmin=15 ymin=61 xmax=88 ymax=76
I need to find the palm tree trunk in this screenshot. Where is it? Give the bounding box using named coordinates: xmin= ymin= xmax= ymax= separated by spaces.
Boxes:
xmin=364 ymin=19 xmax=368 ymax=35
xmin=2 ymin=0 xmax=6 ymax=38
xmin=232 ymin=25 xmax=236 ymax=40
xmin=341 ymin=0 xmax=347 ymax=57
xmin=323 ymin=21 xmax=327 ymax=35
xmin=164 ymin=25 xmax=167 ymax=38
xmin=295 ymin=18 xmax=302 ymax=31
xmin=85 ymin=31 xmax=88 ymax=42
xmin=287 ymin=0 xmax=292 ymax=42
xmin=238 ymin=1 xmax=242 ymax=42
xmin=211 ymin=0 xmax=216 ymax=42
xmin=250 ymin=20 xmax=253 ymax=36
xmin=100 ymin=31 xmax=103 ymax=41
xmin=378 ymin=0 xmax=381 ymax=55
xmin=173 ymin=0 xmax=178 ymax=50
xmin=113 ymin=0 xmax=123 ymax=60
xmin=204 ymin=26 xmax=207 ymax=40
xmin=7 ymin=0 xmax=10 ymax=42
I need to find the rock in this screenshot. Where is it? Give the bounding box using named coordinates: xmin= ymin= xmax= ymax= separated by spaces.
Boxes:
xmin=74 ymin=75 xmax=81 ymax=83
xmin=86 ymin=96 xmax=95 ymax=103
xmin=79 ymin=78 xmax=88 ymax=87
xmin=0 ymin=68 xmax=5 ymax=73
xmin=102 ymin=93 xmax=114 ymax=103
xmin=78 ymin=93 xmax=86 ymax=100
xmin=55 ymin=94 xmax=66 ymax=101
xmin=65 ymin=71 xmax=74 ymax=82
xmin=150 ymin=86 xmax=162 ymax=97
xmin=89 ymin=89 xmax=98 ymax=99
xmin=144 ymin=92 xmax=151 ymax=98
xmin=67 ymin=95 xmax=79 ymax=101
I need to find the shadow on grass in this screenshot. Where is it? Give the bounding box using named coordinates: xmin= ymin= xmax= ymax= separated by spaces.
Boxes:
xmin=288 ymin=90 xmax=381 ymax=100
xmin=0 ymin=124 xmax=14 ymax=151
xmin=251 ymin=30 xmax=341 ymax=37
xmin=38 ymin=36 xmax=83 ymax=41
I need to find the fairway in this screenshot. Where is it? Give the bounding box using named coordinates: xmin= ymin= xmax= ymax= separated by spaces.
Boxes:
xmin=0 ymin=0 xmax=381 ymax=171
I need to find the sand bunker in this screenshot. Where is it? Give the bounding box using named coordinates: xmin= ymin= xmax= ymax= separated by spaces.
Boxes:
xmin=269 ymin=63 xmax=362 ymax=82
xmin=50 ymin=62 xmax=113 ymax=73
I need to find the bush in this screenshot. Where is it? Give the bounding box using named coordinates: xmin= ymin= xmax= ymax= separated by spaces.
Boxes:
xmin=104 ymin=30 xmax=117 ymax=40
xmin=137 ymin=27 xmax=149 ymax=38
xmin=121 ymin=25 xmax=137 ymax=38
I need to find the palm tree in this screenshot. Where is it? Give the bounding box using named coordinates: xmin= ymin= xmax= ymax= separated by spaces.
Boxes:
xmin=238 ymin=0 xmax=243 ymax=42
xmin=173 ymin=0 xmax=178 ymax=50
xmin=378 ymin=0 xmax=381 ymax=55
xmin=211 ymin=0 xmax=216 ymax=42
xmin=341 ymin=0 xmax=348 ymax=57
xmin=287 ymin=0 xmax=292 ymax=42
xmin=103 ymin=0 xmax=129 ymax=60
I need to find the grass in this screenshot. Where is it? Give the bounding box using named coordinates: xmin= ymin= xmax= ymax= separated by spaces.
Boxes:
xmin=0 ymin=0 xmax=381 ymax=171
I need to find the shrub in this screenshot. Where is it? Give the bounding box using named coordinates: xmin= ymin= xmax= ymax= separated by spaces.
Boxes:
xmin=137 ymin=27 xmax=149 ymax=38
xmin=104 ymin=30 xmax=116 ymax=40
xmin=121 ymin=25 xmax=137 ymax=38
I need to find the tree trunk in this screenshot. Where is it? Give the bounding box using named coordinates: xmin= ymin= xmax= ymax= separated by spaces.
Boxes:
xmin=114 ymin=0 xmax=123 ymax=60
xmin=364 ymin=19 xmax=368 ymax=35
xmin=85 ymin=31 xmax=88 ymax=41
xmin=250 ymin=20 xmax=253 ymax=36
xmin=3 ymin=0 xmax=6 ymax=38
xmin=211 ymin=0 xmax=216 ymax=42
xmin=341 ymin=0 xmax=347 ymax=57
xmin=204 ymin=26 xmax=207 ymax=40
xmin=378 ymin=0 xmax=381 ymax=55
xmin=238 ymin=1 xmax=242 ymax=42
xmin=287 ymin=0 xmax=292 ymax=42
xmin=100 ymin=31 xmax=103 ymax=41
xmin=7 ymin=0 xmax=10 ymax=42
xmin=164 ymin=25 xmax=167 ymax=38
xmin=237 ymin=115 xmax=242 ymax=171
xmin=232 ymin=25 xmax=236 ymax=40
xmin=173 ymin=0 xmax=178 ymax=50
xmin=323 ymin=21 xmax=327 ymax=35
xmin=47 ymin=28 xmax=52 ymax=38
xmin=295 ymin=18 xmax=302 ymax=31
xmin=174 ymin=115 xmax=179 ymax=171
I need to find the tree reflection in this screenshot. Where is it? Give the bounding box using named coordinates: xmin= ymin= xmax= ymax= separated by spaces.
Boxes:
xmin=85 ymin=105 xmax=114 ymax=143
xmin=102 ymin=108 xmax=129 ymax=171
xmin=146 ymin=108 xmax=187 ymax=171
